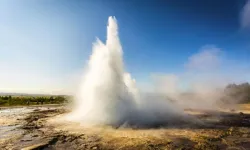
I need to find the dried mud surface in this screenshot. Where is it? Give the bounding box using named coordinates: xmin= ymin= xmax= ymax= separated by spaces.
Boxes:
xmin=0 ymin=105 xmax=250 ymax=150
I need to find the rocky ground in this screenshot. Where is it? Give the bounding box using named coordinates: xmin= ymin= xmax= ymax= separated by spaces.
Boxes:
xmin=0 ymin=105 xmax=250 ymax=150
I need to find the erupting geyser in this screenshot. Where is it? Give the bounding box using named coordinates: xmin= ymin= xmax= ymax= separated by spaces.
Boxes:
xmin=67 ymin=16 xmax=183 ymax=127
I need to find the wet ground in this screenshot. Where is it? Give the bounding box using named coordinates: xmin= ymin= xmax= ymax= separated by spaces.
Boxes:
xmin=0 ymin=105 xmax=250 ymax=150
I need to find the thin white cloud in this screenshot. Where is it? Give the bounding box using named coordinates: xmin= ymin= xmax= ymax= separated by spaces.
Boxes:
xmin=185 ymin=45 xmax=221 ymax=71
xmin=241 ymin=0 xmax=250 ymax=29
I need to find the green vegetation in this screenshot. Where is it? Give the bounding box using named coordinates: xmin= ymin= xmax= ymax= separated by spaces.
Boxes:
xmin=0 ymin=95 xmax=70 ymax=106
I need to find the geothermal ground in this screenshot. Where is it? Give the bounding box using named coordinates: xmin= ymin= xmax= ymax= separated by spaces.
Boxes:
xmin=1 ymin=105 xmax=250 ymax=150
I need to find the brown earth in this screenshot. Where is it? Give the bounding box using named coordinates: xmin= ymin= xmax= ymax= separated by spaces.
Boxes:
xmin=0 ymin=105 xmax=250 ymax=150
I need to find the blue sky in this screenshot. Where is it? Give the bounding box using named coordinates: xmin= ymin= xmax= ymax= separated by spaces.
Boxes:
xmin=0 ymin=0 xmax=250 ymax=94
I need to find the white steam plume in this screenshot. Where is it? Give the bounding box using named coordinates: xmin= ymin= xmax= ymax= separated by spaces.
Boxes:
xmin=66 ymin=16 xmax=184 ymax=127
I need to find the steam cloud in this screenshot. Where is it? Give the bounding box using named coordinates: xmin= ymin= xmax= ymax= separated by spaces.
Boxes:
xmin=152 ymin=46 xmax=225 ymax=110
xmin=66 ymin=16 xmax=249 ymax=128
xmin=152 ymin=45 xmax=249 ymax=110
xmin=66 ymin=17 xmax=184 ymax=127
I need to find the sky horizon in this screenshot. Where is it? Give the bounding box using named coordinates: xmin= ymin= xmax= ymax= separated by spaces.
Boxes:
xmin=0 ymin=0 xmax=250 ymax=94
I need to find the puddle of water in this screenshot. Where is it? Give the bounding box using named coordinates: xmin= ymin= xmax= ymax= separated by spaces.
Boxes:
xmin=0 ymin=107 xmax=33 ymax=117
xmin=0 ymin=106 xmax=56 ymax=119
xmin=0 ymin=125 xmax=23 ymax=140
xmin=0 ymin=107 xmax=35 ymax=140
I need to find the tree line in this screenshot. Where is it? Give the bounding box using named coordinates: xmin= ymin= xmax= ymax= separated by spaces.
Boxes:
xmin=0 ymin=95 xmax=69 ymax=106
